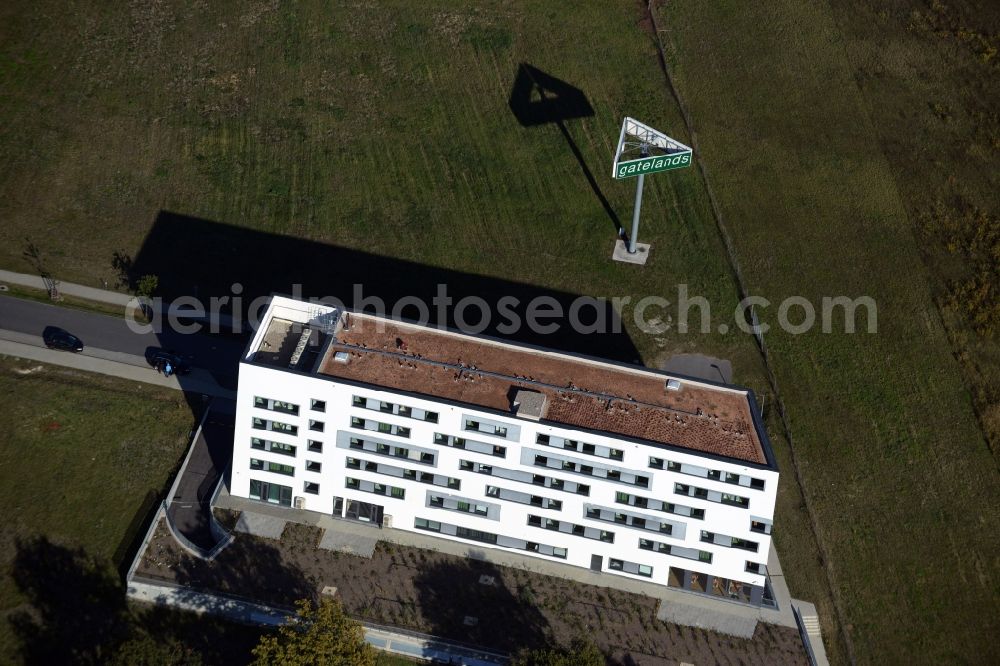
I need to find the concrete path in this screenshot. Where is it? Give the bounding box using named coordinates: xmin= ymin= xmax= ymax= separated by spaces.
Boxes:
xmin=215 ymin=487 xmax=798 ymax=636
xmin=235 ymin=512 xmax=288 ymax=540
xmin=0 ymin=335 xmax=235 ymax=399
xmin=167 ymin=405 xmax=236 ymax=552
xmin=0 ymin=268 xmax=133 ymax=306
xmin=127 ymin=578 xmax=507 ymax=665
xmin=318 ymin=529 xmax=379 ymax=558
xmin=0 ymin=268 xmax=241 ymax=329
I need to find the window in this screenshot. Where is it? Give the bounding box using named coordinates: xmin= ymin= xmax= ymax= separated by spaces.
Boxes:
xmin=609 ymin=558 xmax=624 ymax=571
xmin=250 ymin=458 xmax=264 ymax=470
xmin=346 ymin=477 xmax=360 ymax=489
xmin=424 ymin=411 xmax=438 ymax=423
xmin=576 ymin=484 xmax=589 ymax=496
xmin=721 ymin=493 xmax=750 ymax=508
xmin=420 ymin=452 xmax=434 ymax=464
xmin=528 ymin=515 xmax=542 ymax=527
xmin=306 ymin=461 xmax=322 ymax=473
xmin=304 ymin=481 xmax=319 ymax=494
xmin=415 ymin=518 xmax=441 ymax=532
xmin=552 ymin=547 xmax=567 ymax=559
xmin=495 ymin=425 xmax=507 ymax=437
xmin=391 ymin=487 xmax=405 ymax=499
xmin=493 ymin=445 xmax=507 ymax=457
xmin=272 ymin=421 xmax=297 ymax=435
xmin=536 ymin=434 xmax=550 ymax=444
xmin=251 ymin=438 xmax=265 ymax=450
xmin=346 ymin=457 xmax=361 ymax=469
xmin=534 ymin=455 xmax=548 ymax=466
xmin=751 ymin=520 xmax=769 ymax=534
xmin=731 ymin=538 xmax=759 ymax=552
xmin=397 ymin=405 xmax=411 ymax=418
xmin=700 ymin=530 xmax=714 ymax=543
xmin=311 ymin=399 xmax=326 ymax=412
xmin=635 ymin=476 xmax=649 ymax=488
xmin=750 ymin=478 xmax=766 ymax=490
xmin=582 ymin=443 xmax=596 ymax=455
xmin=465 ymin=419 xmax=479 ymax=430
xmin=252 ymin=417 xmax=266 ymax=430
xmin=615 ymin=491 xmax=630 ymax=504
xmin=746 ymin=561 xmax=762 ymax=574
xmin=308 ymin=440 xmax=323 ymax=453
xmin=637 ymin=564 xmax=653 ymax=578
xmin=586 ymin=507 xmax=601 ymax=519
xmin=562 ymin=460 xmax=576 ymax=471
xmin=267 ymin=462 xmax=294 ymax=476
xmin=309 ymin=420 xmax=324 ymax=432
xmin=609 ymin=448 xmax=624 ymax=461
xmin=378 ymin=422 xmax=392 ymax=434
xmin=397 ymin=427 xmax=410 ymax=438
xmin=580 ymin=465 xmax=594 ymax=475
xmin=600 ymin=531 xmax=614 ymax=543
xmin=353 ymin=396 xmax=366 ymax=407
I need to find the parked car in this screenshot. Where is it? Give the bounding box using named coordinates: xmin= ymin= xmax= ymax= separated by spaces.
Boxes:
xmin=42 ymin=326 xmax=83 ymax=352
xmin=149 ymin=350 xmax=191 ymax=376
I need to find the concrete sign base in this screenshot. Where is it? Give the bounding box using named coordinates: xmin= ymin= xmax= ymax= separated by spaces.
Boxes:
xmin=612 ymin=239 xmax=650 ymax=265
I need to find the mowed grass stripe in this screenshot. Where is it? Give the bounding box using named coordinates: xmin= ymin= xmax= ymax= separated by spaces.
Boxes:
xmin=657 ymin=1 xmax=999 ymax=663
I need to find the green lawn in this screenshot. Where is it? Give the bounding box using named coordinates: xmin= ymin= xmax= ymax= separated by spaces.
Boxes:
xmin=0 ymin=357 xmax=195 ymax=662
xmin=655 ymin=1 xmax=1000 ymax=663
xmin=2 ymin=1 xmax=997 ymax=664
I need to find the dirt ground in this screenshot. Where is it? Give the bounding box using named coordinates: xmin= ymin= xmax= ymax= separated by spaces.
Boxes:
xmin=137 ymin=515 xmax=808 ymax=665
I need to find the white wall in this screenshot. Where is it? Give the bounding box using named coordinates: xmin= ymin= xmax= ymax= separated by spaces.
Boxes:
xmin=232 ymin=359 xmax=778 ymax=589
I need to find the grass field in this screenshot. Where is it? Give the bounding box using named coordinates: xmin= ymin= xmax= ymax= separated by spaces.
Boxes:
xmin=0 ymin=356 xmax=197 ymax=661
xmin=656 ymin=1 xmax=1000 ymax=663
xmin=1 ymin=0 xmax=997 ymax=663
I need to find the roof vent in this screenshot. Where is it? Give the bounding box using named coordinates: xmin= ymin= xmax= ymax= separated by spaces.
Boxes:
xmin=666 ymin=378 xmax=682 ymax=391
xmin=333 ymin=351 xmax=349 ymax=363
xmin=512 ymin=389 xmax=547 ymax=421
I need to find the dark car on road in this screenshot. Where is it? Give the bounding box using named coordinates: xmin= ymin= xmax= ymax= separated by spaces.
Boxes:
xmin=42 ymin=326 xmax=83 ymax=352
xmin=148 ymin=349 xmax=191 ymax=376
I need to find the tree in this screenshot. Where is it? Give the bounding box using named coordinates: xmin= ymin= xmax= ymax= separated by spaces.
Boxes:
xmin=251 ymin=598 xmax=374 ymax=666
xmin=136 ymin=274 xmax=159 ymax=299
xmin=512 ymin=639 xmax=605 ymax=666
xmin=108 ymin=633 xmax=203 ymax=666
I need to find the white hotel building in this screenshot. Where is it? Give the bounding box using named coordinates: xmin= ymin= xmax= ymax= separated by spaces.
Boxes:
xmin=231 ymin=296 xmax=780 ymax=606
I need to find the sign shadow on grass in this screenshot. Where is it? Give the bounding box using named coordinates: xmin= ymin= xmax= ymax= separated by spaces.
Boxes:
xmin=508 ymin=63 xmax=623 ymax=237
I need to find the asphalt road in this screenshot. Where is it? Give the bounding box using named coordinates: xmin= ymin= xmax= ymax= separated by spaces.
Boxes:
xmin=0 ymin=294 xmax=248 ymax=379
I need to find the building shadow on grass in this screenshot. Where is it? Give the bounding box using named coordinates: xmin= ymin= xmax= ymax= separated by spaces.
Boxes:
xmin=130 ymin=211 xmax=640 ymax=365
xmin=412 ymin=554 xmax=550 ymax=654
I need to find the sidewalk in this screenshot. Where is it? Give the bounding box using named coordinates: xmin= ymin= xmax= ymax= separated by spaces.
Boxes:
xmin=0 ymin=269 xmax=240 ymax=329
xmin=0 ymin=268 xmax=132 ymax=306
xmin=0 ymin=333 xmax=235 ymax=399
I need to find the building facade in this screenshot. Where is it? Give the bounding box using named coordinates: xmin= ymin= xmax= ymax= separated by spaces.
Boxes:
xmin=231 ymin=296 xmax=779 ymax=606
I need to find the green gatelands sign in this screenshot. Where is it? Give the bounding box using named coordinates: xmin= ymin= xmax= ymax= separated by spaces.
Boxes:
xmin=614 ymin=151 xmax=692 ymax=179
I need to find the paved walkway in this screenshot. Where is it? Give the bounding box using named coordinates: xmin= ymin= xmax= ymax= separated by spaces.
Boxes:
xmin=215 ymin=487 xmax=797 ymax=636
xmin=0 ymin=268 xmax=240 ymax=329
xmin=0 ymin=268 xmax=133 ymax=306
xmin=167 ymin=403 xmax=235 ymax=553
xmin=0 ymin=334 xmax=235 ymax=399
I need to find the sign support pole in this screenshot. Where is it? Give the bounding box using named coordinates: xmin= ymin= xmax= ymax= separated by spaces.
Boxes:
xmin=629 ymin=172 xmax=644 ymax=254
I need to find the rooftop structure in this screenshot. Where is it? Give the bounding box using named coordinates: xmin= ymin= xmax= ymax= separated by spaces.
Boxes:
xmin=232 ymin=296 xmax=779 ymax=607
